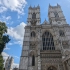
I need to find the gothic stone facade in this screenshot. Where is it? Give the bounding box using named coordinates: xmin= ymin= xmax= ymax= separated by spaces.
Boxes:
xmin=19 ymin=4 xmax=70 ymax=70
xmin=5 ymin=57 xmax=14 ymax=70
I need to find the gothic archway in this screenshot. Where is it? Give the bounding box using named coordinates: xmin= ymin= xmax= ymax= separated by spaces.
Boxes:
xmin=47 ymin=66 xmax=57 ymax=70
xmin=31 ymin=31 xmax=36 ymax=37
xmin=42 ymin=31 xmax=55 ymax=50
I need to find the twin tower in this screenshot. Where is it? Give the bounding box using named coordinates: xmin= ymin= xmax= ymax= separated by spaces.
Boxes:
xmin=19 ymin=4 xmax=70 ymax=70
xmin=27 ymin=4 xmax=66 ymax=26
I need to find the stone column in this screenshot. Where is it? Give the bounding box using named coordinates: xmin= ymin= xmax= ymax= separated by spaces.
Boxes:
xmin=38 ymin=53 xmax=41 ymax=70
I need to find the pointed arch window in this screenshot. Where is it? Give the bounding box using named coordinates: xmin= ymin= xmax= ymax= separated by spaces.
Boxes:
xmin=59 ymin=30 xmax=65 ymax=36
xmin=32 ymin=55 xmax=35 ymax=66
xmin=42 ymin=31 xmax=55 ymax=50
xmin=31 ymin=31 xmax=36 ymax=37
xmin=54 ymin=11 xmax=59 ymax=18
xmin=32 ymin=13 xmax=36 ymax=19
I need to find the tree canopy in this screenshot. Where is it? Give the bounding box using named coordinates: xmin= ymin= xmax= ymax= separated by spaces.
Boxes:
xmin=0 ymin=21 xmax=10 ymax=70
xmin=0 ymin=54 xmax=4 ymax=70
xmin=0 ymin=21 xmax=10 ymax=54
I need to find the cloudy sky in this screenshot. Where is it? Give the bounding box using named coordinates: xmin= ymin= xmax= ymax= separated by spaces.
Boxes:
xmin=1 ymin=0 xmax=70 ymax=68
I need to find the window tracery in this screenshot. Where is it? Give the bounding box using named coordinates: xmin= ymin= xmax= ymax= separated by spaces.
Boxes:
xmin=42 ymin=31 xmax=55 ymax=50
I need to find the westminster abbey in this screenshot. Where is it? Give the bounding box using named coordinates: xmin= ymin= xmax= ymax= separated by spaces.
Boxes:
xmin=19 ymin=4 xmax=70 ymax=70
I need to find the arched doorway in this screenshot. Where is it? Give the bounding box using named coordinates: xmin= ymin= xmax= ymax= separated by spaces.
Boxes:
xmin=47 ymin=66 xmax=57 ymax=70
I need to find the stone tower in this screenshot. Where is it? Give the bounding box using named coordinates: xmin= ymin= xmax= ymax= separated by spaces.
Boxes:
xmin=19 ymin=4 xmax=70 ymax=70
xmin=48 ymin=4 xmax=67 ymax=25
xmin=5 ymin=57 xmax=14 ymax=70
xmin=27 ymin=5 xmax=41 ymax=26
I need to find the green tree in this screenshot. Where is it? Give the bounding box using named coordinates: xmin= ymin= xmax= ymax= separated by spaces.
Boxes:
xmin=0 ymin=21 xmax=10 ymax=70
xmin=0 ymin=21 xmax=10 ymax=54
xmin=0 ymin=54 xmax=4 ymax=70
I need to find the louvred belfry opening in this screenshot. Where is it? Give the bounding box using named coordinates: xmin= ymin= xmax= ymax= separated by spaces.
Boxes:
xmin=32 ymin=13 xmax=36 ymax=19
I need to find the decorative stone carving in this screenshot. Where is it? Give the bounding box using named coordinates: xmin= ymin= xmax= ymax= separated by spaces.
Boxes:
xmin=29 ymin=50 xmax=37 ymax=56
xmin=31 ymin=19 xmax=37 ymax=26
xmin=54 ymin=40 xmax=59 ymax=45
xmin=30 ymin=41 xmax=37 ymax=49
xmin=47 ymin=66 xmax=57 ymax=70
xmin=62 ymin=41 xmax=69 ymax=49
xmin=65 ymin=50 xmax=70 ymax=56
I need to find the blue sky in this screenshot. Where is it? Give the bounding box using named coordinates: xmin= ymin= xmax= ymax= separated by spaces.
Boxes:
xmin=0 ymin=0 xmax=70 ymax=68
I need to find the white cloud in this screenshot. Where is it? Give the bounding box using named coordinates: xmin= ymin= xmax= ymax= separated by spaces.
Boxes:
xmin=0 ymin=6 xmax=7 ymax=13
xmin=2 ymin=52 xmax=19 ymax=61
xmin=0 ymin=0 xmax=27 ymax=14
xmin=14 ymin=41 xmax=22 ymax=45
xmin=4 ymin=47 xmax=10 ymax=50
xmin=6 ymin=16 xmax=11 ymax=20
xmin=0 ymin=15 xmax=11 ymax=24
xmin=0 ymin=16 xmax=11 ymax=20
xmin=2 ymin=16 xmax=11 ymax=21
xmin=2 ymin=52 xmax=9 ymax=61
xmin=7 ymin=42 xmax=13 ymax=46
xmin=7 ymin=22 xmax=26 ymax=45
xmin=14 ymin=56 xmax=19 ymax=59
xmin=13 ymin=63 xmax=19 ymax=68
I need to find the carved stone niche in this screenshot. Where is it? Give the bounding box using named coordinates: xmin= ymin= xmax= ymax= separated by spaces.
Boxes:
xmin=29 ymin=50 xmax=37 ymax=57
xmin=30 ymin=41 xmax=37 ymax=49
xmin=62 ymin=41 xmax=69 ymax=49
xmin=30 ymin=19 xmax=37 ymax=26
xmin=54 ymin=40 xmax=59 ymax=45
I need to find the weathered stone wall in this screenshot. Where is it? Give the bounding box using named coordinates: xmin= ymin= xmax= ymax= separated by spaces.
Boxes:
xmin=19 ymin=4 xmax=70 ymax=70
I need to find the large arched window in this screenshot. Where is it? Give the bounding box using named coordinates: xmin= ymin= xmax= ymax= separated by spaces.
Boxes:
xmin=32 ymin=13 xmax=36 ymax=19
xmin=42 ymin=31 xmax=55 ymax=50
xmin=32 ymin=55 xmax=35 ymax=66
xmin=31 ymin=31 xmax=36 ymax=37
